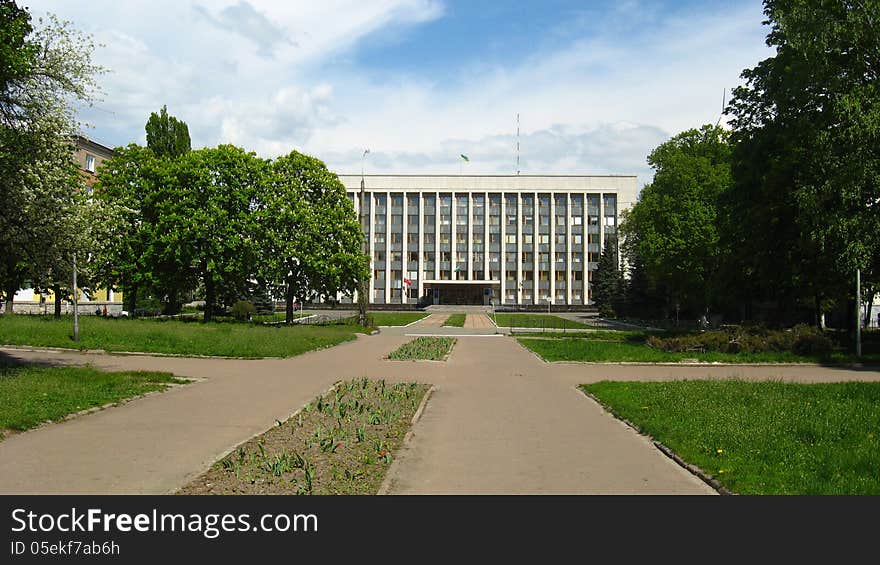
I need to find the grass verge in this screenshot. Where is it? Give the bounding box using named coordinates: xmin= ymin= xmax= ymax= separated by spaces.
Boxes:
xmin=370 ymin=312 xmax=428 ymax=326
xmin=0 ymin=315 xmax=362 ymax=358
xmin=179 ymin=378 xmax=430 ymax=495
xmin=388 ymin=337 xmax=456 ymax=361
xmin=0 ymin=363 xmax=185 ymax=438
xmin=581 ymin=380 xmax=880 ymax=494
xmin=442 ymin=313 xmax=466 ymax=327
xmin=494 ymin=313 xmax=591 ymax=329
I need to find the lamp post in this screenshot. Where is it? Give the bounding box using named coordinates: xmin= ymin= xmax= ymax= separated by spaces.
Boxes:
xmin=72 ymin=253 xmax=79 ymax=341
xmin=357 ymin=149 xmax=370 ymax=327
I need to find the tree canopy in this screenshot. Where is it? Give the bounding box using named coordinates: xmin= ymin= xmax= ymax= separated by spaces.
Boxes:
xmin=145 ymin=105 xmax=191 ymax=159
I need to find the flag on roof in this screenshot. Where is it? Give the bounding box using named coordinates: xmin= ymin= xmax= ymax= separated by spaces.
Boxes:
xmin=460 ymin=154 xmax=469 ymax=162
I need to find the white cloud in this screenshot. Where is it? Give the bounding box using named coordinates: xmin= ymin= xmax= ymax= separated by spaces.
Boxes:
xmin=30 ymin=0 xmax=770 ymax=187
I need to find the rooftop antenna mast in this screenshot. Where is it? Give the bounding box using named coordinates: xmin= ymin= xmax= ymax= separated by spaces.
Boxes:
xmin=715 ymin=88 xmax=727 ymax=128
xmin=516 ymin=113 xmax=520 ymax=175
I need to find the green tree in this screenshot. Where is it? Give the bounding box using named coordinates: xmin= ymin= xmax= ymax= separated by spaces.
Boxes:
xmin=725 ymin=0 xmax=880 ymax=327
xmin=259 ymin=150 xmax=368 ymax=324
xmin=92 ymin=144 xmax=166 ymax=315
xmin=145 ymin=105 xmax=191 ymax=159
xmin=592 ymin=234 xmax=624 ymax=318
xmin=0 ymin=9 xmax=102 ymax=313
xmin=155 ymin=145 xmax=264 ymax=321
xmin=620 ymin=125 xmax=732 ymax=319
xmin=0 ymin=0 xmax=37 ymax=123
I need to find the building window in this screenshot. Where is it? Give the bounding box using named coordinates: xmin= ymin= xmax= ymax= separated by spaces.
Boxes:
xmin=374 ymin=251 xmax=385 ymax=262
xmin=489 ymin=233 xmax=500 ymax=244
xmin=573 ymin=216 xmax=583 ymax=225
xmin=523 ymin=234 xmax=533 ymax=244
xmin=505 ymin=234 xmax=516 ymax=244
xmin=539 ymin=234 xmax=549 ymax=245
xmin=85 ymin=154 xmax=96 ymax=173
xmin=424 ymin=233 xmax=435 ymax=245
xmin=391 ymin=233 xmax=402 ymax=244
xmin=572 ymin=234 xmax=583 ymax=245
xmin=408 ymin=251 xmax=419 ymax=262
xmin=375 ymin=233 xmax=385 ymax=244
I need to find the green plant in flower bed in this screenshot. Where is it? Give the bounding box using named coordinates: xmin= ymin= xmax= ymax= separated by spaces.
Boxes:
xmin=387 ymin=337 xmax=456 ymax=361
xmin=581 ymin=380 xmax=880 ymax=494
xmin=442 ymin=313 xmax=466 ymax=327
xmin=179 ymin=379 xmax=429 ymax=495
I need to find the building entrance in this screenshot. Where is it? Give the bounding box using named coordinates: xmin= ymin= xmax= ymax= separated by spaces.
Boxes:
xmin=423 ymin=283 xmax=498 ymax=305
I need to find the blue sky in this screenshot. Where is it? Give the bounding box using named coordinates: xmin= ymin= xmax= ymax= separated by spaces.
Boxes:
xmin=26 ymin=0 xmax=771 ymax=186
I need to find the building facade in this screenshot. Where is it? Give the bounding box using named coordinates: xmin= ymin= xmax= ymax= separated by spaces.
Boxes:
xmin=338 ymin=174 xmax=638 ymax=307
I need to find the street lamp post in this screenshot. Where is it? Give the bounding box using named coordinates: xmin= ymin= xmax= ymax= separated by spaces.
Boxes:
xmin=72 ymin=253 xmax=79 ymax=341
xmin=357 ymin=149 xmax=370 ymax=327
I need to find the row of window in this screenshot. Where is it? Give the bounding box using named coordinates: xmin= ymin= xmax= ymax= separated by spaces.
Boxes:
xmin=372 ymin=232 xmax=610 ymax=248
xmin=373 ymin=250 xmax=602 ymax=263
xmin=372 ymin=270 xmax=590 ymax=284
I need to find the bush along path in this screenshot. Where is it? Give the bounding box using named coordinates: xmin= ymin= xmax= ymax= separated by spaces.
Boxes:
xmin=179 ymin=379 xmax=430 ymax=495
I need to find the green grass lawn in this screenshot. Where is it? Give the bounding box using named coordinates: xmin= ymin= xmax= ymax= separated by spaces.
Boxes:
xmin=388 ymin=337 xmax=456 ymax=361
xmin=0 ymin=364 xmax=185 ymax=437
xmin=369 ymin=312 xmax=427 ymax=326
xmin=493 ymin=313 xmax=592 ymax=329
xmin=442 ymin=313 xmax=466 ymax=327
xmin=581 ymin=380 xmax=880 ymax=494
xmin=0 ymin=315 xmax=363 ymax=358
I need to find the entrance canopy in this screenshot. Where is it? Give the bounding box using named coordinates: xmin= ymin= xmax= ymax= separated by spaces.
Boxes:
xmin=423 ymin=280 xmax=500 ymax=305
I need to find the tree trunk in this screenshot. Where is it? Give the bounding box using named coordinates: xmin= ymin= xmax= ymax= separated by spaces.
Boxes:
xmin=124 ymin=283 xmax=137 ymax=317
xmin=204 ymin=276 xmax=215 ymax=322
xmin=53 ymin=285 xmax=62 ymax=319
xmin=4 ymin=281 xmax=15 ymax=315
xmin=285 ymin=278 xmax=295 ymax=324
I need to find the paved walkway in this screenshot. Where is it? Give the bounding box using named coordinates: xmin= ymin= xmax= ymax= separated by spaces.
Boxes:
xmin=411 ymin=313 xmax=448 ymax=327
xmin=1 ymin=336 xmax=878 ymax=494
xmin=463 ymin=314 xmax=495 ymax=329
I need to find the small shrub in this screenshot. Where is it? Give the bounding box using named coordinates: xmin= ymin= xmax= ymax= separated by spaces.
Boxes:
xmin=231 ymin=300 xmax=256 ymax=321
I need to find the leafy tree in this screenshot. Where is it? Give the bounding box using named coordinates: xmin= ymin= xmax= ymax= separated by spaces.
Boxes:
xmin=0 ymin=8 xmax=101 ymax=312
xmin=0 ymin=0 xmax=36 ymax=122
xmin=145 ymin=105 xmax=191 ymax=159
xmin=620 ymin=125 xmax=732 ymax=319
xmin=725 ymin=0 xmax=880 ymax=327
xmin=593 ymin=234 xmax=624 ymax=318
xmin=92 ymin=144 xmax=166 ymax=315
xmin=154 ymin=145 xmax=264 ymax=321
xmin=259 ymin=150 xmax=368 ymax=323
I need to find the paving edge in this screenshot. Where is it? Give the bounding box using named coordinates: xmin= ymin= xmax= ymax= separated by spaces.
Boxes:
xmin=376 ymin=385 xmax=435 ymax=495
xmin=578 ymin=388 xmax=735 ymax=496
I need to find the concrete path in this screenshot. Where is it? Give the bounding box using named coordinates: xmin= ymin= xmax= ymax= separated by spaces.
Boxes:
xmin=463 ymin=314 xmax=495 ymax=329
xmin=1 ymin=336 xmax=878 ymax=494
xmin=411 ymin=313 xmax=448 ymax=327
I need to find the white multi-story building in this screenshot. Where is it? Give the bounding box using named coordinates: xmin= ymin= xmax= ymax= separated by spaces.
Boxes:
xmin=338 ymin=174 xmax=638 ymax=307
